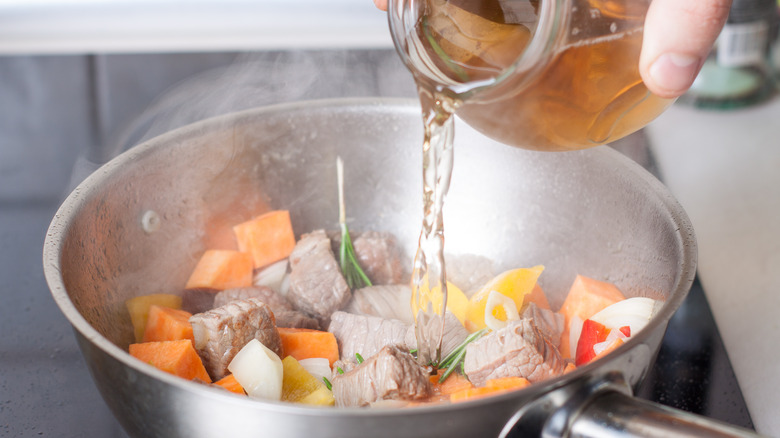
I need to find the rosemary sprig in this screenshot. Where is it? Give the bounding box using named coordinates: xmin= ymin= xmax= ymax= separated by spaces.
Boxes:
xmin=437 ymin=328 xmax=488 ymax=383
xmin=337 ymin=157 xmax=372 ymax=290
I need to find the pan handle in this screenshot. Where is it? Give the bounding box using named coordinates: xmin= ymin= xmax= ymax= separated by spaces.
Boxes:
xmin=500 ymin=372 xmax=763 ymax=438
xmin=567 ymin=390 xmax=762 ymax=438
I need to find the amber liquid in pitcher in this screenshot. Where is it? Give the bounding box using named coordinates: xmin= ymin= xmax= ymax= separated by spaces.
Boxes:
xmin=399 ymin=0 xmax=673 ymax=151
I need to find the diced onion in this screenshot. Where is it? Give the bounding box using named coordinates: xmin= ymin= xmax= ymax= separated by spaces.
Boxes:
xmin=484 ymin=290 xmax=520 ymax=331
xmin=590 ymin=297 xmax=661 ymax=337
xmin=253 ymin=260 xmax=289 ymax=295
xmin=568 ymin=315 xmax=584 ymax=359
xmin=298 ymin=358 xmax=332 ymax=382
xmin=227 ymin=339 xmax=283 ymax=401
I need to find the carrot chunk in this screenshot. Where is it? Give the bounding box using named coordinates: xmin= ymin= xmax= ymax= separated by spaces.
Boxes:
xmin=126 ymin=294 xmax=183 ymax=343
xmin=215 ymin=374 xmax=246 ymax=395
xmin=558 ymin=275 xmax=625 ymax=359
xmin=430 ymin=369 xmax=475 ymax=396
xmin=449 ymin=377 xmax=530 ymax=403
xmin=277 ymin=328 xmax=339 ymax=367
xmin=129 ymin=339 xmax=211 ymax=383
xmin=233 ymin=210 xmax=296 ymax=269
xmin=185 ymin=249 xmax=253 ymax=290
xmin=523 ymin=284 xmax=551 ymax=310
xmin=142 ymin=305 xmax=194 ymax=343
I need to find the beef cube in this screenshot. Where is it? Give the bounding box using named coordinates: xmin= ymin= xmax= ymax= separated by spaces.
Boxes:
xmin=521 ymin=302 xmax=564 ymax=348
xmin=329 ymin=230 xmax=406 ymax=285
xmin=215 ymin=286 xmax=320 ymax=330
xmin=328 ymin=311 xmax=410 ymax=361
xmin=403 ymin=311 xmax=469 ymax=359
xmin=189 ymin=298 xmax=282 ymax=380
xmin=181 ymin=288 xmax=217 ymax=314
xmin=273 ymin=309 xmax=320 ymax=330
xmin=351 ymin=231 xmax=405 ymax=285
xmin=345 ymin=284 xmax=414 ymax=325
xmin=287 ymin=230 xmax=351 ymax=323
xmin=213 ymin=286 xmax=292 ymax=311
xmin=464 ymin=318 xmax=565 ymax=386
xmin=331 ymin=345 xmax=432 ymax=407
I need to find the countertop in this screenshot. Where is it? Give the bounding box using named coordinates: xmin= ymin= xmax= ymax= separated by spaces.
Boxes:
xmin=646 ymin=98 xmax=780 ymax=437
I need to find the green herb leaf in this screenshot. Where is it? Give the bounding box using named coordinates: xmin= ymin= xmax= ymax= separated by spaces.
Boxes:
xmin=337 ymin=157 xmax=373 ymax=290
xmin=337 ymin=367 xmax=345 ymax=375
xmin=323 ymin=376 xmax=333 ymax=391
xmin=355 ymin=352 xmax=364 ymax=364
xmin=437 ymin=328 xmax=488 ymax=383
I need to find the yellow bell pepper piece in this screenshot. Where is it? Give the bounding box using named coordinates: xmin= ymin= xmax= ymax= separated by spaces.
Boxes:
xmin=281 ymin=356 xmax=335 ymax=406
xmin=465 ymin=265 xmax=544 ymax=332
xmin=412 ymin=278 xmax=469 ymax=325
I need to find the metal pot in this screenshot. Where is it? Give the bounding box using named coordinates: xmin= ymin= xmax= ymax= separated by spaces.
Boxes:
xmin=42 ymin=98 xmax=753 ymax=438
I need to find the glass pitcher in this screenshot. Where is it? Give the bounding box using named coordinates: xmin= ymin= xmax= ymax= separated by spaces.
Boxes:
xmin=388 ymin=0 xmax=673 ymax=151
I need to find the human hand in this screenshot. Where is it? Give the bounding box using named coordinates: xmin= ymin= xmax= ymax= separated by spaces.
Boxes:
xmin=640 ymin=0 xmax=732 ymax=99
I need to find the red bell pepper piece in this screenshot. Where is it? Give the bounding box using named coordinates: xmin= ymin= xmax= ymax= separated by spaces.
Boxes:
xmin=575 ymin=319 xmax=609 ymax=366
xmin=619 ymin=325 xmax=631 ymax=337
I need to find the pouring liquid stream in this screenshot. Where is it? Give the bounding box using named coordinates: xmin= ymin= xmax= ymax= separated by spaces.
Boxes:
xmin=411 ymin=92 xmax=458 ymax=366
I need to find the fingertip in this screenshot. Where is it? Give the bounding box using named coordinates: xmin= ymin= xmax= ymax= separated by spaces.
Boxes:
xmin=374 ymin=0 xmax=388 ymax=11
xmin=644 ymin=53 xmax=703 ymax=99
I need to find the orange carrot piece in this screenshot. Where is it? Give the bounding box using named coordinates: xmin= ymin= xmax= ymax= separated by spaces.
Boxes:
xmin=129 ymin=339 xmax=211 ymax=383
xmin=215 ymin=374 xmax=246 ymax=395
xmin=450 ymin=377 xmax=530 ymax=403
xmin=523 ymin=284 xmax=551 ymax=310
xmin=558 ymin=275 xmax=625 ymax=359
xmin=430 ymin=369 xmax=475 ymax=396
xmin=185 ymin=249 xmax=253 ymax=290
xmin=277 ymin=327 xmax=340 ymax=367
xmin=563 ymin=362 xmax=577 ymax=374
xmin=233 ymin=210 xmax=296 ymax=269
xmin=142 ymin=305 xmax=194 ymax=343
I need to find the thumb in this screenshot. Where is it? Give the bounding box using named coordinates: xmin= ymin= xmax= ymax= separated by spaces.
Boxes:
xmin=639 ymin=0 xmax=733 ymax=98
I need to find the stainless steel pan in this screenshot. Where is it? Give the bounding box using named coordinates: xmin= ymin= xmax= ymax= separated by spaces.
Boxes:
xmin=43 ymin=98 xmax=756 ymax=437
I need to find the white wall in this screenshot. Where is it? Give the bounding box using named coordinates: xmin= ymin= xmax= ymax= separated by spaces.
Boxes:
xmin=0 ymin=0 xmax=393 ymax=54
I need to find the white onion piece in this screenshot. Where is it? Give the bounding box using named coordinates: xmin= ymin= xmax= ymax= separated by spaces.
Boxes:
xmin=279 ymin=273 xmax=291 ymax=297
xmin=590 ymin=297 xmax=661 ymax=336
xmin=298 ymin=358 xmax=332 ymax=382
xmin=227 ymin=339 xmax=283 ymax=401
xmin=484 ymin=290 xmax=520 ymax=331
xmin=568 ymin=315 xmax=584 ymax=358
xmin=253 ymin=260 xmax=289 ymax=294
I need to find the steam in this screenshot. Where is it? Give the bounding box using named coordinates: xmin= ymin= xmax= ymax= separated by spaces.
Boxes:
xmin=111 ymin=49 xmax=416 ymax=158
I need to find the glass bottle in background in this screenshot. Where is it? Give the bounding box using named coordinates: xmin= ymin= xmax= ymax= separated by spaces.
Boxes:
xmin=680 ymin=0 xmax=778 ymax=109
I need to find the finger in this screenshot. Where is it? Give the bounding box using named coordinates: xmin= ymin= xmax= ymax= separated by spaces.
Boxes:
xmin=639 ymin=0 xmax=732 ymax=98
xmin=374 ymin=0 xmax=388 ymax=11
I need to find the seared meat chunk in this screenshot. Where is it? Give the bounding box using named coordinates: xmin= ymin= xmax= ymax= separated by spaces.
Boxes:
xmin=329 ymin=230 xmax=406 ymax=285
xmin=287 ymin=230 xmax=351 ymax=323
xmin=189 ymin=298 xmax=282 ymax=380
xmin=521 ymin=302 xmax=564 ymax=348
xmin=214 ymin=286 xmax=319 ymax=329
xmin=404 ymin=311 xmax=469 ymax=359
xmin=181 ymin=288 xmax=217 ymax=314
xmin=273 ymin=309 xmax=320 ymax=330
xmin=214 ymin=286 xmax=292 ymax=311
xmin=331 ymin=345 xmax=432 ymax=407
xmin=464 ymin=318 xmax=565 ymax=386
xmin=328 ymin=311 xmax=409 ymax=361
xmin=351 ymin=231 xmax=405 ymax=285
xmin=345 ymin=284 xmax=414 ymax=325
